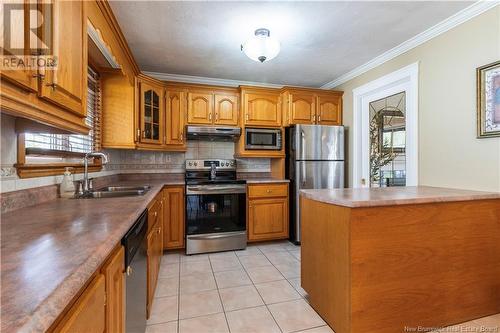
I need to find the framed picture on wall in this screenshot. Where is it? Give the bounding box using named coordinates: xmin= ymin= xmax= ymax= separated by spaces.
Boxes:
xmin=477 ymin=60 xmax=500 ymax=138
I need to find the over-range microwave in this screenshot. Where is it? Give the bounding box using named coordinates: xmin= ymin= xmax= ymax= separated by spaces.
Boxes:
xmin=245 ymin=128 xmax=282 ymax=150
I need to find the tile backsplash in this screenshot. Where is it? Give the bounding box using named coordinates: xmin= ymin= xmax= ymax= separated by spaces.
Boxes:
xmin=103 ymin=141 xmax=270 ymax=173
xmin=1 ymin=136 xmax=270 ymax=193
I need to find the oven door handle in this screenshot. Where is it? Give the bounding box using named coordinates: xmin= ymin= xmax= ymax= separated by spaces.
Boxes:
xmin=188 ymin=231 xmax=246 ymax=240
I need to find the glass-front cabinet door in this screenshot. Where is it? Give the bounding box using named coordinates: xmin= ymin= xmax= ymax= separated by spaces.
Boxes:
xmin=140 ymin=82 xmax=163 ymax=144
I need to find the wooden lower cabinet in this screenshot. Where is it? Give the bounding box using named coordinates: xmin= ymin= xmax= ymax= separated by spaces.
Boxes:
xmin=146 ymin=194 xmax=164 ymax=319
xmin=102 ymin=246 xmax=125 ymax=333
xmin=163 ymin=186 xmax=185 ymax=249
xmin=247 ymin=183 xmax=289 ymax=242
xmin=52 ymin=274 xmax=106 ymax=333
xmin=52 ymin=245 xmax=126 ymax=333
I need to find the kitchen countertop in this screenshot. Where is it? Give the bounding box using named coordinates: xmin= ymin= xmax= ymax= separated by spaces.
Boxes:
xmin=243 ymin=178 xmax=290 ymax=184
xmin=0 ymin=179 xmax=182 ymax=333
xmin=300 ymin=186 xmax=500 ymax=208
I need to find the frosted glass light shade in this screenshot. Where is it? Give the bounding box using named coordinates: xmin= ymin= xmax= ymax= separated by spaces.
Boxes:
xmin=241 ymin=28 xmax=280 ymax=63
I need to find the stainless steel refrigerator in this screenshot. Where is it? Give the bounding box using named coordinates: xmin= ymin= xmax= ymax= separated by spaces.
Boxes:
xmin=286 ymin=124 xmax=345 ymax=244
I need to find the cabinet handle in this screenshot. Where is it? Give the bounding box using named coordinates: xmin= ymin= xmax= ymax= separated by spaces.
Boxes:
xmin=180 ymin=132 xmax=183 ymax=141
xmin=126 ymin=266 xmax=133 ymax=276
xmin=266 ymin=189 xmax=272 ymax=193
xmin=312 ymin=114 xmax=316 ymax=123
xmin=154 ymin=211 xmax=158 ymax=217
xmin=46 ymin=83 xmax=56 ymax=91
xmin=318 ymin=115 xmax=321 ymax=122
xmin=215 ymin=113 xmax=218 ymax=121
xmin=137 ymin=129 xmax=141 ymax=140
xmin=246 ymin=113 xmax=249 ymax=121
xmin=209 ymin=113 xmax=212 ymax=121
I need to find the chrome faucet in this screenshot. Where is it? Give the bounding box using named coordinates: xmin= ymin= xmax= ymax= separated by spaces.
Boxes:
xmin=82 ymin=151 xmax=109 ymax=193
xmin=210 ymin=163 xmax=217 ymax=180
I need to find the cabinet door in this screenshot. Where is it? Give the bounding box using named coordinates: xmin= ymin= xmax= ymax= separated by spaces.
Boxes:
xmin=187 ymin=92 xmax=213 ymax=125
xmin=163 ymin=186 xmax=185 ymax=249
xmin=146 ymin=228 xmax=157 ymax=319
xmin=248 ymin=198 xmax=288 ymax=241
xmin=140 ymin=83 xmax=163 ymax=145
xmin=243 ymin=92 xmax=281 ymax=127
xmin=214 ymin=94 xmax=238 ymax=125
xmin=53 ymin=274 xmax=106 ymax=333
xmin=102 ymin=247 xmax=125 ymax=333
xmin=316 ymin=95 xmax=342 ymax=125
xmin=0 ymin=1 xmax=38 ymax=92
xmin=39 ymin=0 xmax=87 ymax=116
xmin=289 ymin=93 xmax=316 ymax=125
xmin=165 ymin=90 xmax=186 ymax=146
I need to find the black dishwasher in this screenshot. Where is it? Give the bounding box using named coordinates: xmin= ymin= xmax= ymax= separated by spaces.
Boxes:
xmin=121 ymin=209 xmax=148 ymax=333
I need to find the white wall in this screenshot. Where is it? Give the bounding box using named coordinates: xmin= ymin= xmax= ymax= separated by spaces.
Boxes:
xmin=337 ymin=6 xmax=500 ymax=192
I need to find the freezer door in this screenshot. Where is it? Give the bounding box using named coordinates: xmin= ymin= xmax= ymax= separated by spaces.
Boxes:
xmin=290 ymin=161 xmax=344 ymax=244
xmin=296 ymin=161 xmax=344 ymax=190
xmin=295 ymin=124 xmax=344 ymax=161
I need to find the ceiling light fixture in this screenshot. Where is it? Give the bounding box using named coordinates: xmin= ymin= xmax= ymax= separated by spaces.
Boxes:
xmin=241 ymin=28 xmax=280 ymax=63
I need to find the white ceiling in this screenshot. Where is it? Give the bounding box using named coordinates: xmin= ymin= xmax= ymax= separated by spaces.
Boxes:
xmin=109 ymin=1 xmax=472 ymax=88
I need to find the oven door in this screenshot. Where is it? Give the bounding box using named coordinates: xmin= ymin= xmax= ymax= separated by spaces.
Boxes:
xmin=245 ymin=128 xmax=281 ymax=150
xmin=186 ymin=184 xmax=246 ymax=235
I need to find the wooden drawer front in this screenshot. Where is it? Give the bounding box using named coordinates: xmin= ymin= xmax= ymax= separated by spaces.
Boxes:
xmin=148 ymin=198 xmax=162 ymax=231
xmin=248 ymin=184 xmax=288 ymax=198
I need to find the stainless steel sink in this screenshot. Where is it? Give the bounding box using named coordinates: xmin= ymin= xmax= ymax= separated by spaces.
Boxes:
xmin=76 ymin=185 xmax=151 ymax=198
xmin=87 ymin=190 xmax=148 ymax=198
xmin=98 ymin=185 xmax=151 ymax=192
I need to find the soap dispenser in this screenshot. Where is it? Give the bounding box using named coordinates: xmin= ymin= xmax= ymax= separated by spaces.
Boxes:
xmin=60 ymin=167 xmax=76 ymax=198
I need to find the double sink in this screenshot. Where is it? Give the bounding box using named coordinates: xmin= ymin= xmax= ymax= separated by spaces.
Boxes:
xmin=82 ymin=185 xmax=151 ymax=198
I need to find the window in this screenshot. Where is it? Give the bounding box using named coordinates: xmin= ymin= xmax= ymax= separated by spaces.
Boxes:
xmin=16 ymin=67 xmax=103 ymax=178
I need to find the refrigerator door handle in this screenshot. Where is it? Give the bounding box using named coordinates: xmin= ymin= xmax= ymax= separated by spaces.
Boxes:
xmin=300 ymin=130 xmax=306 ymax=160
xmin=301 ymin=161 xmax=306 ymax=186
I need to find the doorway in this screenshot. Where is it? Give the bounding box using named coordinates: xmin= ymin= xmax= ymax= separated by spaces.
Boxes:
xmin=352 ymin=62 xmax=419 ymax=188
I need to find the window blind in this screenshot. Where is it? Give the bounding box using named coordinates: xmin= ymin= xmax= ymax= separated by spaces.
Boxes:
xmin=25 ymin=67 xmax=101 ymax=155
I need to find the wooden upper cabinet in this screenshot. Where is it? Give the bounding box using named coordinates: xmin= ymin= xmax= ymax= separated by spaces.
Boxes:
xmin=281 ymin=88 xmax=343 ymax=126
xmin=214 ymin=94 xmax=238 ymax=125
xmin=138 ymin=81 xmax=164 ymax=145
xmin=287 ymin=92 xmax=316 ymax=125
xmin=0 ymin=1 xmax=38 ymax=92
xmin=316 ymin=94 xmax=342 ymax=125
xmin=165 ymin=89 xmax=186 ymax=146
xmin=163 ymin=186 xmax=185 ymax=250
xmin=187 ymin=92 xmax=213 ymax=125
xmin=242 ymin=88 xmax=282 ymax=127
xmin=39 ymin=0 xmax=87 ymax=116
xmin=101 ymin=71 xmax=136 ymax=149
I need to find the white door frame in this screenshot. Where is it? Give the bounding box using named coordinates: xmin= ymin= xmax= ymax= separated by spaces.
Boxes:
xmin=352 ymin=62 xmax=419 ymax=188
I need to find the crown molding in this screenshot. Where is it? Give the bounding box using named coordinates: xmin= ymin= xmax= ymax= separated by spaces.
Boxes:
xmin=142 ymin=71 xmax=284 ymax=89
xmin=321 ymin=0 xmax=499 ymax=89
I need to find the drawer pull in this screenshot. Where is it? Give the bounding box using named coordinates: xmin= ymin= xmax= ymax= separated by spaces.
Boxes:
xmin=266 ymin=189 xmax=272 ymax=193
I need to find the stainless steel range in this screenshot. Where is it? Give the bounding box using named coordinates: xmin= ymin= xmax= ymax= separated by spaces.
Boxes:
xmin=185 ymin=159 xmax=247 ymax=255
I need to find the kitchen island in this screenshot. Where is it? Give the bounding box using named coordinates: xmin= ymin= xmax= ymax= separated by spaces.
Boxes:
xmin=300 ymin=186 xmax=500 ymax=333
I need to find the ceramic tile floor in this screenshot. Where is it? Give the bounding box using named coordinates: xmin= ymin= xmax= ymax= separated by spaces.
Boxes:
xmin=146 ymin=240 xmax=331 ymax=333
xmin=146 ymin=240 xmax=500 ymax=333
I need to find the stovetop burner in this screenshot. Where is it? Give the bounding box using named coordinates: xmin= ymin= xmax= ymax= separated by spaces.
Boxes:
xmin=185 ymin=159 xmax=243 ymax=185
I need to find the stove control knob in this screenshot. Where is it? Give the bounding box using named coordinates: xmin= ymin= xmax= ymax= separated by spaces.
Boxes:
xmin=188 ymin=162 xmax=192 ymax=166
xmin=230 ymin=161 xmax=235 ymax=166
xmin=194 ymin=162 xmax=198 ymax=166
